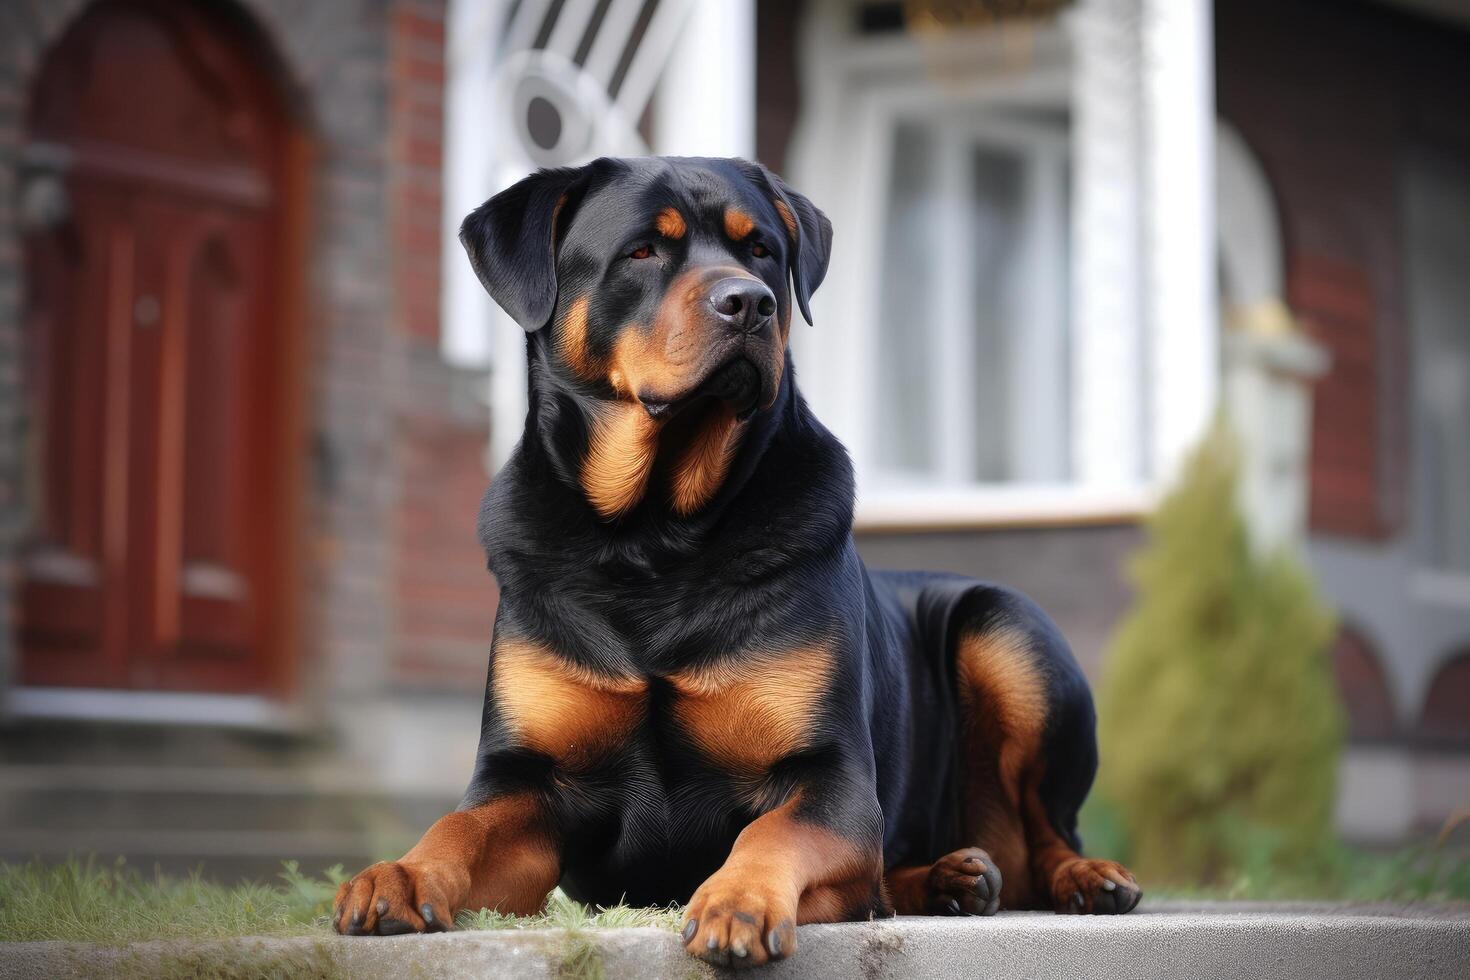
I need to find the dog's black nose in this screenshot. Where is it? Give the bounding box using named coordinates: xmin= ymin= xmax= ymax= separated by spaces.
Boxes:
xmin=709 ymin=278 xmax=776 ymax=333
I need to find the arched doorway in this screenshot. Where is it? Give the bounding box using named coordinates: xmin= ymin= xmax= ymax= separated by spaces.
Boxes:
xmin=17 ymin=0 xmax=305 ymax=696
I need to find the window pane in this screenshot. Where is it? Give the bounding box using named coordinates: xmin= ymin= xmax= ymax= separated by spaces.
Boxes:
xmin=968 ymin=148 xmax=1026 ymax=481
xmin=874 ymin=121 xmax=939 ymax=478
xmin=1405 ymin=151 xmax=1470 ymax=574
xmin=872 ymin=117 xmax=1071 ymax=488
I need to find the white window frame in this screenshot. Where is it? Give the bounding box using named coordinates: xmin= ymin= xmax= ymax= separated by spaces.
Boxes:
xmin=788 ymin=0 xmax=1215 ymax=529
xmin=862 ymin=110 xmax=1072 ymax=493
xmin=789 ymin=4 xmax=1148 ymax=527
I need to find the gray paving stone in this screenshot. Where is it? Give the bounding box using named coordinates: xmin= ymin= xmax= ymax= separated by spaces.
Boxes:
xmin=3 ymin=904 xmax=1468 ymax=979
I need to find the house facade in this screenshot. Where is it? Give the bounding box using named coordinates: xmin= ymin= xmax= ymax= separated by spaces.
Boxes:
xmin=0 ymin=0 xmax=1464 ymax=876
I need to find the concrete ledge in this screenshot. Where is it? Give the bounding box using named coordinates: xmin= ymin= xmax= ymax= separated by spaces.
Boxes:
xmin=5 ymin=904 xmax=1468 ymax=979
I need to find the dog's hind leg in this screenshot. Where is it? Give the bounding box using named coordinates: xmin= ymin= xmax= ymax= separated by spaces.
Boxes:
xmin=947 ymin=586 xmax=1141 ymax=914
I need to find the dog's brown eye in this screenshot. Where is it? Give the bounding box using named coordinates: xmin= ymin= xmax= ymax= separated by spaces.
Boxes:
xmin=751 ymin=243 xmax=770 ymax=258
xmin=629 ymin=245 xmax=653 ymax=260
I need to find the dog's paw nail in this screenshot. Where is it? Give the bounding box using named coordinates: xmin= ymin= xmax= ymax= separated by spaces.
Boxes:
xmin=945 ymin=897 xmax=961 ymax=914
xmin=706 ymin=936 xmax=719 ymax=951
xmin=1102 ymin=880 xmax=1117 ymax=892
xmin=732 ymin=941 xmax=748 ymax=958
xmin=766 ymin=928 xmax=782 ymax=956
xmin=376 ymin=898 xmax=389 ymax=914
xmin=681 ymin=920 xmax=697 ymax=943
xmin=420 ymin=903 xmax=435 ymax=924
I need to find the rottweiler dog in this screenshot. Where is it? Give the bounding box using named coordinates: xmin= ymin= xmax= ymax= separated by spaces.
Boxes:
xmin=333 ymin=157 xmax=1140 ymax=966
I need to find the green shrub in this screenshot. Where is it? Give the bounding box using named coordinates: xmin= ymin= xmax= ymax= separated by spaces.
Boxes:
xmin=1095 ymin=422 xmax=1343 ymax=885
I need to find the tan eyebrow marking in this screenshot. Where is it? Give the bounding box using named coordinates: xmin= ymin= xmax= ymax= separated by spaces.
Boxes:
xmin=655 ymin=207 xmax=686 ymax=239
xmin=723 ymin=208 xmax=756 ymax=241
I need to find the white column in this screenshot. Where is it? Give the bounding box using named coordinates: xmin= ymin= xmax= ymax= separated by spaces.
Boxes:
xmin=1143 ymin=0 xmax=1218 ymax=483
xmin=652 ymin=0 xmax=755 ymax=158
xmin=1069 ymin=0 xmax=1147 ymax=487
xmin=440 ymin=0 xmax=501 ymax=370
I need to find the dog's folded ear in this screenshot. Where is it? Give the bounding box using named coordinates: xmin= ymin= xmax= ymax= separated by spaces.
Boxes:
xmin=459 ymin=164 xmax=593 ymax=332
xmin=751 ymin=164 xmax=833 ymax=326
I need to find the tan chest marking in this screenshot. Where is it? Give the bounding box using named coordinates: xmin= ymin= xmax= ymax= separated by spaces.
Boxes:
xmin=668 ymin=646 xmax=834 ymax=773
xmin=669 ymin=402 xmax=744 ymax=515
xmin=493 ymin=640 xmax=648 ymax=765
xmin=582 ymin=402 xmax=662 ymax=520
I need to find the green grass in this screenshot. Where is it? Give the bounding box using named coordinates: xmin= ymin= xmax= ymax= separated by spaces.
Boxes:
xmin=0 ymin=858 xmax=345 ymax=943
xmin=0 ymin=858 xmax=679 ymax=946
xmin=3 ymin=839 xmax=1466 ymax=947
xmin=1145 ymin=842 xmax=1470 ymax=904
xmin=455 ymin=892 xmax=681 ymax=932
xmin=1079 ymin=796 xmax=1470 ymax=904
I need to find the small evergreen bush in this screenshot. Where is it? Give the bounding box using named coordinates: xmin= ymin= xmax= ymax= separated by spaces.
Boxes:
xmin=1096 ymin=423 xmax=1343 ymax=885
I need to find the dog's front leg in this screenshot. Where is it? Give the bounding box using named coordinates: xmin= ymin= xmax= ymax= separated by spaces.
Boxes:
xmin=333 ymin=791 xmax=558 ymax=935
xmin=681 ymin=787 xmax=886 ymax=968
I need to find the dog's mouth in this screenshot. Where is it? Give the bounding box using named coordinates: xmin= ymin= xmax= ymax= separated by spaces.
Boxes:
xmin=642 ymin=356 xmax=765 ymax=423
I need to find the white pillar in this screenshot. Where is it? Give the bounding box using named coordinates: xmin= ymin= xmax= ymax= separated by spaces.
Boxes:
xmin=652 ymin=0 xmax=755 ymax=158
xmin=440 ymin=0 xmax=501 ymax=370
xmin=1069 ymin=0 xmax=1147 ymax=487
xmin=1143 ymin=0 xmax=1219 ymax=483
xmin=1223 ymin=328 xmax=1329 ymax=555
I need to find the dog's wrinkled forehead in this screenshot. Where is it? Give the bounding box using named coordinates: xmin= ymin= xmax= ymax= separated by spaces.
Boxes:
xmin=561 ymin=160 xmax=778 ymax=268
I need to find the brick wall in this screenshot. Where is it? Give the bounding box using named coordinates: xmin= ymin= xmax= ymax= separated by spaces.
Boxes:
xmin=388 ymin=0 xmax=447 ymax=345
xmin=755 ymin=0 xmax=804 ymax=174
xmin=1420 ymin=651 xmax=1470 ymax=744
xmin=1217 ymin=0 xmax=1470 ymax=541
xmin=386 ymin=0 xmax=496 ymax=693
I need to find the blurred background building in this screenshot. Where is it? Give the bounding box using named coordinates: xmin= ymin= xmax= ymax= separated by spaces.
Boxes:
xmin=0 ymin=0 xmax=1466 ymax=879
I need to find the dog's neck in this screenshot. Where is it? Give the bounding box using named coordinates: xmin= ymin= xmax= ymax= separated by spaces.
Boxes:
xmin=521 ymin=340 xmax=795 ymax=525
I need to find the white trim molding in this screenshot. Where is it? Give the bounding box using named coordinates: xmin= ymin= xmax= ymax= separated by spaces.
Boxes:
xmin=1142 ymin=0 xmax=1219 ymax=485
xmin=2 ymin=687 xmax=308 ymax=731
xmin=1068 ymin=0 xmax=1147 ymax=488
xmin=855 ymin=484 xmax=1154 ymax=532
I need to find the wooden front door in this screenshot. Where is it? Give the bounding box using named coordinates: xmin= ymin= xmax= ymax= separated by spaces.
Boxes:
xmin=18 ymin=0 xmax=303 ymax=695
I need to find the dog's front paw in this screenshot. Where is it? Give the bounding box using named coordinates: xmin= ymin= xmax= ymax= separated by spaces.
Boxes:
xmin=333 ymin=861 xmax=463 ymax=936
xmin=1049 ymin=858 xmax=1141 ymax=915
xmin=681 ymin=870 xmax=798 ymax=969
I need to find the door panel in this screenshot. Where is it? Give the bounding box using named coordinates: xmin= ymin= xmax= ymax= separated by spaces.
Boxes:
xmin=19 ymin=184 xmax=132 ymax=689
xmin=18 ymin=0 xmax=297 ymax=696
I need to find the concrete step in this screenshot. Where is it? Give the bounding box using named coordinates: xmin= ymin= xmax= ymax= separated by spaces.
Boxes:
xmin=0 ymin=764 xmax=456 ymax=883
xmin=4 ymin=904 xmax=1468 ymax=979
